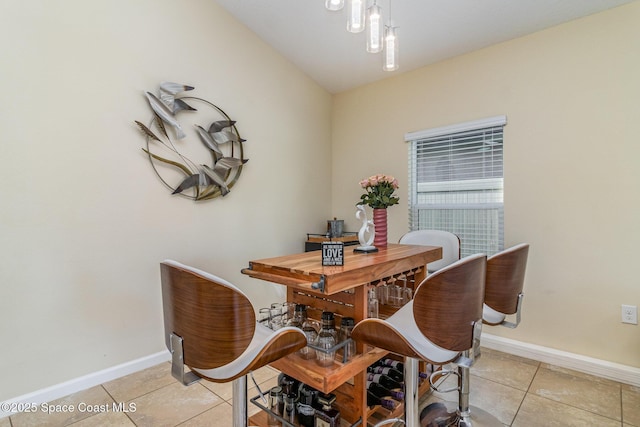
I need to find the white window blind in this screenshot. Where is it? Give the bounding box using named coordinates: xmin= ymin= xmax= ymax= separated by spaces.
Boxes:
xmin=405 ymin=116 xmax=506 ymax=257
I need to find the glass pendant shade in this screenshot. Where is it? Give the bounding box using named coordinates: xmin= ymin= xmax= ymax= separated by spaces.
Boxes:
xmin=325 ymin=0 xmax=344 ymax=11
xmin=383 ymin=26 xmax=399 ymax=71
xmin=347 ymin=0 xmax=365 ymax=33
xmin=365 ymin=3 xmax=383 ymax=53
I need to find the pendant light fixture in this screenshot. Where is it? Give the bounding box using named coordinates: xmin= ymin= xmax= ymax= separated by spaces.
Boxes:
xmin=347 ymin=0 xmax=366 ymax=33
xmin=325 ymin=0 xmax=344 ymax=11
xmin=383 ymin=0 xmax=398 ymax=71
xmin=383 ymin=25 xmax=399 ymax=71
xmin=326 ymin=0 xmax=400 ymax=72
xmin=365 ymin=1 xmax=382 ymax=53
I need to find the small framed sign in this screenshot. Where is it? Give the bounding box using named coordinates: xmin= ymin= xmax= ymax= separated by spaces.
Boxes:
xmin=322 ymin=241 xmax=344 ymax=266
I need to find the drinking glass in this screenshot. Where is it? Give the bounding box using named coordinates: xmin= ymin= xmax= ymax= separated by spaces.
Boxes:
xmin=270 ymin=302 xmax=283 ymax=320
xmin=270 ymin=314 xmax=284 ymax=330
xmin=282 ymin=302 xmax=295 ymax=323
xmin=377 ymin=280 xmax=388 ymax=306
xmin=258 ymin=308 xmax=271 ymax=326
xmin=368 ymin=288 xmax=379 ymax=318
xmin=388 ymin=284 xmax=403 ymax=307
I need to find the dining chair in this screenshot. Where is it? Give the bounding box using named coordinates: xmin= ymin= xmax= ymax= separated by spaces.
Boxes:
xmin=398 ymin=230 xmax=461 ymax=273
xmin=351 ymin=254 xmax=488 ymax=427
xmin=160 ymin=260 xmax=306 ymax=427
xmin=418 ymin=244 xmax=530 ymax=426
xmin=483 ymin=243 xmax=530 ymax=328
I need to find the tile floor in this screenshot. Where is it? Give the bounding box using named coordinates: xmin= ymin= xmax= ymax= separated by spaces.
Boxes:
xmin=3 ymin=348 xmax=639 ymax=426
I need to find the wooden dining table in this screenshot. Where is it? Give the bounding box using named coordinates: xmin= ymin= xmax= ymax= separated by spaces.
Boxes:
xmin=241 ymin=243 xmax=442 ymax=426
xmin=241 ymin=243 xmax=442 ymax=295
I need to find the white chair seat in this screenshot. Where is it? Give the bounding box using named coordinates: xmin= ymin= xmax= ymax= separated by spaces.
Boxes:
xmin=482 ymin=303 xmax=506 ymax=325
xmin=384 ymin=301 xmax=459 ymax=364
xmin=194 ymin=323 xmax=302 ymax=380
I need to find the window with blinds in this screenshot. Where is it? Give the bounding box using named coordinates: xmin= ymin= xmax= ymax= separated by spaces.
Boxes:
xmin=405 ymin=116 xmax=506 ymax=258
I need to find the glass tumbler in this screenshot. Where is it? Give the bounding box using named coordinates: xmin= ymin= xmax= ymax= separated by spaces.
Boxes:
xmin=270 ymin=302 xmax=283 ymax=319
xmin=388 ymin=284 xmax=403 ymax=307
xmin=269 ymin=314 xmax=284 ymax=330
xmin=258 ymin=308 xmax=271 ymax=326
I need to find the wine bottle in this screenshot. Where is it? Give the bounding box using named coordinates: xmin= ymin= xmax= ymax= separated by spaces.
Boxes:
xmin=367 ymin=391 xmax=399 ymax=411
xmin=374 ymin=358 xmax=432 ymax=380
xmin=366 ymin=373 xmax=403 ymax=390
xmin=380 ymin=358 xmax=404 ymax=371
xmin=367 ymin=380 xmax=404 ymax=401
xmin=369 ymin=365 xmax=404 ymax=383
xmin=315 ymin=392 xmax=340 ymax=427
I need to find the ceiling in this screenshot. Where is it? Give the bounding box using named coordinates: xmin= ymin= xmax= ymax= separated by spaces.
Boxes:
xmin=213 ymin=0 xmax=636 ymax=94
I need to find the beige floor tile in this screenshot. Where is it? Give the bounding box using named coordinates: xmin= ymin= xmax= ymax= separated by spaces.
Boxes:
xmin=188 ymin=374 xmax=278 ymax=420
xmin=103 ymin=362 xmax=176 ymax=402
xmin=200 ymin=380 xmax=234 ymax=401
xmin=126 ymin=382 xmax=221 ymax=427
xmin=249 ymin=366 xmax=281 ymax=387
xmin=68 ymin=410 xmax=136 ymax=426
xmin=481 ymin=347 xmax=540 ymax=367
xmin=472 ymin=348 xmax=539 ymax=391
xmin=530 ymin=366 xmax=622 ymax=421
xmin=513 ymin=393 xmax=621 ymax=427
xmin=467 ymin=375 xmax=525 ymax=425
xmin=247 ymin=376 xmax=280 ymax=418
xmin=427 ymin=371 xmax=524 ymax=426
xmin=540 ymin=363 xmax=622 ymax=388
xmin=0 ymin=416 xmax=11 ymax=427
xmin=622 ymin=384 xmax=640 ymax=426
xmin=10 ymin=386 xmax=114 ymax=427
xmin=178 ymin=401 xmax=234 ymax=426
xmin=200 ymin=365 xmax=280 ymax=401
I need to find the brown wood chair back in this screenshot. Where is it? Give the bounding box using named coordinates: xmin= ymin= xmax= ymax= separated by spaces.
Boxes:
xmin=161 ymin=261 xmax=255 ymax=370
xmin=484 ymin=244 xmax=529 ymax=315
xmin=412 ymin=254 xmax=486 ymax=352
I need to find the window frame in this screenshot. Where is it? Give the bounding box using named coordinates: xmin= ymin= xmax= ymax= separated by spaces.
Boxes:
xmin=405 ymin=116 xmax=507 ymax=258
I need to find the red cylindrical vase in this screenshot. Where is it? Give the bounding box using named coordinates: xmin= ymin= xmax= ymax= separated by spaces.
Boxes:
xmin=373 ymin=208 xmax=388 ymax=248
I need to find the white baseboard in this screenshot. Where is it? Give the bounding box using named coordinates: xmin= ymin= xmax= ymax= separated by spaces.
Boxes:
xmin=0 ymin=350 xmax=171 ymax=420
xmin=481 ymin=333 xmax=640 ymax=387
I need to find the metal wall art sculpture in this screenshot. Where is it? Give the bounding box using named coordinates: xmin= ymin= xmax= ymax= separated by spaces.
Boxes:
xmin=135 ymin=82 xmax=248 ymax=201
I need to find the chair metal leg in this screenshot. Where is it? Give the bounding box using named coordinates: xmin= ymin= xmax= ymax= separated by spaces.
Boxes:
xmin=169 ymin=333 xmax=200 ymax=386
xmin=420 ymin=352 xmax=502 ymax=427
xmin=404 ymin=357 xmax=420 ymax=427
xmin=457 ymin=359 xmax=471 ymax=425
xmin=456 ymin=360 xmax=502 ymax=427
xmin=232 ymin=376 xmax=248 ymax=427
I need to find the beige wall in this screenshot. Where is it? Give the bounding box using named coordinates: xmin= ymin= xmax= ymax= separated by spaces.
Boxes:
xmin=332 ymin=2 xmax=640 ymax=367
xmin=0 ymin=0 xmax=332 ymax=401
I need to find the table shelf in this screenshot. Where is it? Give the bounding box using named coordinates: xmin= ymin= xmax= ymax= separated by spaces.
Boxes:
xmin=269 ymin=347 xmax=388 ymax=394
xmin=249 ymin=394 xmax=363 ymax=427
